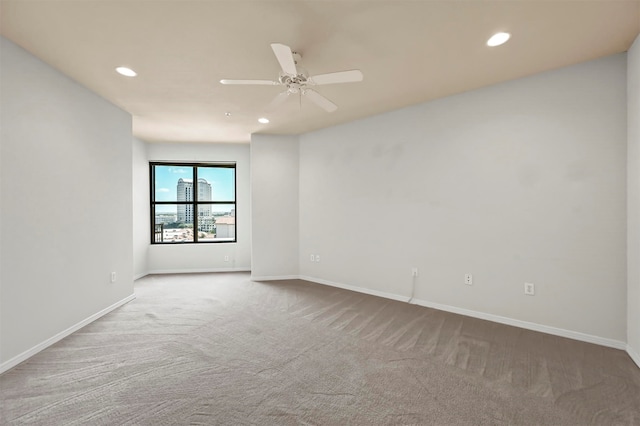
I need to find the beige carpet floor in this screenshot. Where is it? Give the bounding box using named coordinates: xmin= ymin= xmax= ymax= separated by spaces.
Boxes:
xmin=1 ymin=272 xmax=639 ymax=425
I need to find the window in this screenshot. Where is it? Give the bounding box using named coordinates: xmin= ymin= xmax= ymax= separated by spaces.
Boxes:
xmin=150 ymin=162 xmax=236 ymax=244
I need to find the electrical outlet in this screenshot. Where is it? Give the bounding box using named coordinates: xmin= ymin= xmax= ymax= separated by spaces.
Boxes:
xmin=110 ymin=272 xmax=117 ymax=283
xmin=224 ymin=255 xmax=229 ymax=262
xmin=464 ymin=274 xmax=472 ymax=286
xmin=524 ymin=282 xmax=535 ymax=296
xmin=310 ymin=254 xmax=315 ymax=262
xmin=412 ymin=268 xmax=418 ymax=277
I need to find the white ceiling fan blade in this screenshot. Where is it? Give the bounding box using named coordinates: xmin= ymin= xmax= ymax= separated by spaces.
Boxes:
xmin=270 ymin=43 xmax=298 ymax=76
xmin=309 ymin=70 xmax=363 ymax=85
xmin=220 ymin=79 xmax=278 ymax=85
xmin=304 ymin=89 xmax=337 ymax=112
xmin=265 ymin=91 xmax=290 ymax=111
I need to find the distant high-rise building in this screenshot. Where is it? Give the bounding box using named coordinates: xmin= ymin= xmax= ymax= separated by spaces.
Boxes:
xmin=177 ymin=178 xmax=212 ymax=223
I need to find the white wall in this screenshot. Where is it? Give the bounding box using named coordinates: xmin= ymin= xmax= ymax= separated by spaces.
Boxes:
xmin=146 ymin=142 xmax=251 ymax=273
xmin=133 ymin=137 xmax=149 ymax=280
xmin=299 ymin=54 xmax=628 ymax=343
xmin=250 ymin=134 xmax=299 ymax=279
xmin=0 ymin=37 xmax=134 ymax=365
xmin=628 ymin=34 xmax=640 ymax=365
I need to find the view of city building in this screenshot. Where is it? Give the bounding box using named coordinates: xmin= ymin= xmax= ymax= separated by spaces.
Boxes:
xmin=177 ymin=178 xmax=212 ymax=222
xmin=153 ymin=174 xmax=235 ymax=243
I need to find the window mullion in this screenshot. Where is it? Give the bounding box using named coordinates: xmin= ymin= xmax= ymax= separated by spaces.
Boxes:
xmin=193 ymin=166 xmax=198 ymax=242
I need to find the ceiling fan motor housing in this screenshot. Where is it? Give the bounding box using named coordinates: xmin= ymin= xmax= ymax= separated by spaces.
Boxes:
xmin=279 ymin=73 xmax=310 ymax=93
xmin=280 ymin=53 xmax=309 ymax=94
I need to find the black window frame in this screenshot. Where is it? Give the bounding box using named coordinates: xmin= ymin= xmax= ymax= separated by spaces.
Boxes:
xmin=150 ymin=161 xmax=237 ymax=244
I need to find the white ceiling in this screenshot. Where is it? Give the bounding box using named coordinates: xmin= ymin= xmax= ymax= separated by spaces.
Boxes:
xmin=1 ymin=0 xmax=639 ymax=143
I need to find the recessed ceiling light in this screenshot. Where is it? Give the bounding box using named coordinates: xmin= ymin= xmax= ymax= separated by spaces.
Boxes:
xmin=225 ymin=112 xmax=232 ymax=117
xmin=487 ymin=32 xmax=511 ymax=47
xmin=115 ymin=66 xmax=137 ymax=77
xmin=258 ymin=117 xmax=269 ymax=124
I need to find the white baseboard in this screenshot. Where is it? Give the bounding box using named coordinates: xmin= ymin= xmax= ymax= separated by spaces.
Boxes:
xmin=295 ymin=275 xmax=627 ymax=351
xmin=251 ymin=275 xmax=300 ymax=281
xmin=410 ymin=297 xmax=627 ymax=350
xmin=134 ymin=272 xmax=149 ymax=281
xmin=0 ymin=294 xmax=136 ymax=375
xmin=299 ymin=275 xmax=412 ymax=303
xmin=147 ymin=267 xmax=250 ymax=275
xmin=627 ymin=345 xmax=640 ymax=369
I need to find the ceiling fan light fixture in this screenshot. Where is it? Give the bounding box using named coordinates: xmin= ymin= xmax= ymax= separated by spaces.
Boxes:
xmin=487 ymin=32 xmax=511 ymax=47
xmin=115 ymin=66 xmax=137 ymax=77
xmin=258 ymin=117 xmax=269 ymax=124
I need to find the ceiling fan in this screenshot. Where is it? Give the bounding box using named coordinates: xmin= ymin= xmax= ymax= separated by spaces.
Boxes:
xmin=220 ymin=43 xmax=363 ymax=113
